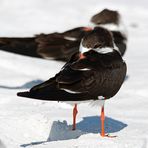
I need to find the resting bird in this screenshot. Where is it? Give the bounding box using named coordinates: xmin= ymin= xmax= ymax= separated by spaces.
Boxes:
xmin=0 ymin=9 xmax=127 ymax=61
xmin=17 ymin=27 xmax=127 ymax=137
xmin=0 ymin=27 xmax=91 ymax=60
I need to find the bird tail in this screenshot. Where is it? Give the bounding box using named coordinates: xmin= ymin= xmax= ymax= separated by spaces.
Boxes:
xmin=17 ymin=91 xmax=55 ymax=101
xmin=17 ymin=90 xmax=96 ymax=102
xmin=17 ymin=91 xmax=32 ymax=98
xmin=0 ymin=37 xmax=40 ymax=58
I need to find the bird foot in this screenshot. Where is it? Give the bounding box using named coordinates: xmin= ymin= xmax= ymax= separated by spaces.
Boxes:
xmin=100 ymin=133 xmax=117 ymax=138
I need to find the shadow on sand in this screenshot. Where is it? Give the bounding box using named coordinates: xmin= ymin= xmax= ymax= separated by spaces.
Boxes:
xmin=21 ymin=116 xmax=127 ymax=147
xmin=76 ymin=116 xmax=127 ymax=134
xmin=124 ymin=75 xmax=129 ymax=81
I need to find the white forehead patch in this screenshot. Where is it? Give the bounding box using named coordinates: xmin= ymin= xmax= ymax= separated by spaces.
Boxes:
xmin=90 ymin=22 xmax=120 ymax=32
xmin=79 ymin=35 xmax=121 ymax=54
xmin=79 ymin=41 xmax=91 ymax=53
xmin=80 ymin=46 xmax=90 ymax=53
xmin=99 ymin=23 xmax=119 ymax=31
xmin=80 ymin=43 xmax=115 ymax=54
xmin=93 ymin=47 xmax=114 ymax=54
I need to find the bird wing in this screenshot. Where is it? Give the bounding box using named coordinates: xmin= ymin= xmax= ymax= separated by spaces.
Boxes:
xmin=0 ymin=37 xmax=39 ymax=58
xmin=36 ymin=33 xmax=81 ymax=60
xmin=62 ymin=27 xmax=90 ymax=39
xmin=55 ymin=51 xmax=97 ymax=93
xmin=17 ymin=71 xmax=96 ymax=101
xmin=17 ymin=49 xmax=126 ymax=101
xmin=57 ymin=50 xmax=126 ymax=95
xmin=71 ymin=50 xmax=123 ymax=70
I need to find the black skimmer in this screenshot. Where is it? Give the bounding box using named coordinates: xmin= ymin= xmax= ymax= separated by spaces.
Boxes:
xmin=17 ymin=27 xmax=127 ymax=137
xmin=0 ymin=9 xmax=127 ymax=61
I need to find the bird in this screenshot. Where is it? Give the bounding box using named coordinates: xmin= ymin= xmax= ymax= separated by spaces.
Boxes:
xmin=17 ymin=27 xmax=127 ymax=137
xmin=0 ymin=9 xmax=127 ymax=61
xmin=0 ymin=27 xmax=91 ymax=61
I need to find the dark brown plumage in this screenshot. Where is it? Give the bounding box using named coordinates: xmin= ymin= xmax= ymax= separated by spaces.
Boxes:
xmin=111 ymin=31 xmax=127 ymax=56
xmin=17 ymin=49 xmax=126 ymax=100
xmin=91 ymin=9 xmax=119 ymax=25
xmin=0 ymin=27 xmax=90 ymax=61
xmin=0 ymin=37 xmax=40 ymax=58
xmin=82 ymin=27 xmax=114 ymax=49
xmin=35 ymin=27 xmax=90 ymax=61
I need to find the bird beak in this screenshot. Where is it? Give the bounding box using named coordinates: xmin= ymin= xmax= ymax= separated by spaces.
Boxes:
xmin=79 ymin=53 xmax=85 ymax=59
xmin=82 ymin=27 xmax=93 ymax=31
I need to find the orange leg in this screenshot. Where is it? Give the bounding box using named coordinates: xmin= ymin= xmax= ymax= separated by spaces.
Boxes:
xmin=100 ymin=106 xmax=105 ymax=137
xmin=100 ymin=105 xmax=117 ymax=138
xmin=72 ymin=104 xmax=78 ymax=130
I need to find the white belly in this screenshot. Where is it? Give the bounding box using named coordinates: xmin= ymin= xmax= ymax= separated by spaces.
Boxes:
xmin=62 ymin=96 xmax=105 ymax=107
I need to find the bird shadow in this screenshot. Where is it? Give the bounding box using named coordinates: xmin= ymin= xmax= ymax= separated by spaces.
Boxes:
xmin=124 ymin=75 xmax=129 ymax=81
xmin=20 ymin=116 xmax=127 ymax=147
xmin=76 ymin=116 xmax=127 ymax=134
xmin=0 ymin=79 xmax=43 ymax=90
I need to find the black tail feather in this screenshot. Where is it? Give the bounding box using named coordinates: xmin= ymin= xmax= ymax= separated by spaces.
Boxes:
xmin=17 ymin=90 xmax=97 ymax=102
xmin=17 ymin=91 xmax=31 ymax=98
xmin=0 ymin=37 xmax=41 ymax=58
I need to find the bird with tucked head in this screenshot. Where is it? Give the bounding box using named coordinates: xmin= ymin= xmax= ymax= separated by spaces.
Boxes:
xmin=17 ymin=27 xmax=127 ymax=137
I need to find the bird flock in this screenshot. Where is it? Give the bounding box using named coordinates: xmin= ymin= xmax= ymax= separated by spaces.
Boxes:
xmin=0 ymin=9 xmax=127 ymax=137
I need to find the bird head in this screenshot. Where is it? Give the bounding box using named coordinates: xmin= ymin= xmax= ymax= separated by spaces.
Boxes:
xmin=79 ymin=27 xmax=114 ymax=55
xmin=90 ymin=9 xmax=120 ymax=26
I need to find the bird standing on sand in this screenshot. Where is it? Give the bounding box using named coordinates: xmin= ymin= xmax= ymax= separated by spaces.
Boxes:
xmin=17 ymin=27 xmax=127 ymax=137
